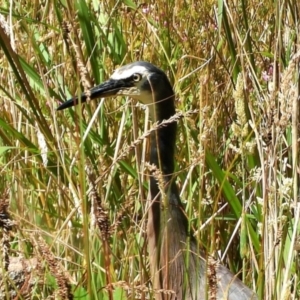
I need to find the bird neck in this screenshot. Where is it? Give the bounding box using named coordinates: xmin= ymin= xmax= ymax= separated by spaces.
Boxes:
xmin=150 ymin=96 xmax=176 ymax=178
xmin=149 ymin=93 xmax=180 ymax=205
xmin=148 ymin=92 xmax=185 ymax=244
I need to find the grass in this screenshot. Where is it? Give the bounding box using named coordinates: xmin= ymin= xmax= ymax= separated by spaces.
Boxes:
xmin=0 ymin=0 xmax=300 ymax=299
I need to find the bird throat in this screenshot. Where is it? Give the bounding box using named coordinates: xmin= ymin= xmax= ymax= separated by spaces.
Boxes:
xmin=148 ymin=93 xmax=178 ymax=205
xmin=147 ymin=92 xmax=185 ymax=250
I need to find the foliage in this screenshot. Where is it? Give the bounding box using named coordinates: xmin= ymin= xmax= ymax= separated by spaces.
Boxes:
xmin=0 ymin=0 xmax=300 ymax=299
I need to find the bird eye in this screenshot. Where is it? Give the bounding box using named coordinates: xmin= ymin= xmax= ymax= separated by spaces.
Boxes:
xmin=132 ymin=73 xmax=142 ymax=82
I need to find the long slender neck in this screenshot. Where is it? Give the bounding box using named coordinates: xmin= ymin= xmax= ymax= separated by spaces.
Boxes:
xmin=148 ymin=86 xmax=188 ymax=248
xmin=149 ymin=90 xmax=180 ymax=205
xmin=150 ymin=96 xmax=177 ymax=177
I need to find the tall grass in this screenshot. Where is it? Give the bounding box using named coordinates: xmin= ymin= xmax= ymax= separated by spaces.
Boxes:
xmin=0 ymin=0 xmax=299 ymax=299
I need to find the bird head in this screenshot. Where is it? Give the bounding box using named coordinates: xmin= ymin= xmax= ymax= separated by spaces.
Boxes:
xmin=57 ymin=61 xmax=174 ymax=118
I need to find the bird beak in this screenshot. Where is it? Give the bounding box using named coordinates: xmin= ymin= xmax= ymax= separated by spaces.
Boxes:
xmin=57 ymin=79 xmax=127 ymax=111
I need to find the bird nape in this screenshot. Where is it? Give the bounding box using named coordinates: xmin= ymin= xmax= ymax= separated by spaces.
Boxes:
xmin=57 ymin=61 xmax=257 ymax=300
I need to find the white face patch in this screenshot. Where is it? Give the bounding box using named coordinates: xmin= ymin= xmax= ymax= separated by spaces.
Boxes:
xmin=111 ymin=65 xmax=150 ymax=80
xmin=110 ymin=64 xmax=158 ymax=120
xmin=116 ymin=87 xmax=140 ymax=96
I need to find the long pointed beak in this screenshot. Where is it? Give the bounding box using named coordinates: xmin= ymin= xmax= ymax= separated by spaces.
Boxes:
xmin=57 ymin=79 xmax=126 ymax=110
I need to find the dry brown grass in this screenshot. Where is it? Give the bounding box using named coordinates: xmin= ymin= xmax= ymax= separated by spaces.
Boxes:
xmin=0 ymin=1 xmax=299 ymax=299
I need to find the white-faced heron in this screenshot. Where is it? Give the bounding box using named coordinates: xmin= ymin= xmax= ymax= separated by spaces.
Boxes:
xmin=57 ymin=61 xmax=257 ymax=300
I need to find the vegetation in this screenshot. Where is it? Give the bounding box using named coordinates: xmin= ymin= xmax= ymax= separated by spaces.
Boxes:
xmin=0 ymin=0 xmax=299 ymax=299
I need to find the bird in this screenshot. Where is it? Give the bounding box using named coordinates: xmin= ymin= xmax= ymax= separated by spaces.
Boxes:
xmin=57 ymin=61 xmax=257 ymax=300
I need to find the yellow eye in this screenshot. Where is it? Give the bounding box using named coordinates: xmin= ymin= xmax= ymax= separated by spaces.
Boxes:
xmin=133 ymin=73 xmax=142 ymax=82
